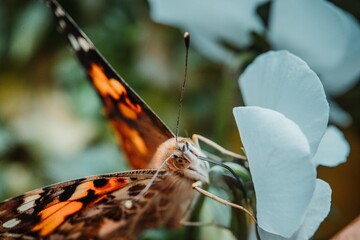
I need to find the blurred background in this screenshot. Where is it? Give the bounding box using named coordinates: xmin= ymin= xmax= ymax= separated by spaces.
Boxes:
xmin=0 ymin=0 xmax=359 ymax=239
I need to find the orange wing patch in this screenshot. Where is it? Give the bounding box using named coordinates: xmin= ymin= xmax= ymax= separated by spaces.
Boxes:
xmin=0 ymin=170 xmax=162 ymax=239
xmin=90 ymin=64 xmax=125 ymax=100
xmin=120 ymin=123 xmax=148 ymax=156
xmin=31 ymin=177 xmax=128 ymax=237
xmin=88 ymin=63 xmax=156 ymax=168
xmin=89 ymin=63 xmax=142 ymax=121
xmin=32 ymin=201 xmax=83 ymax=236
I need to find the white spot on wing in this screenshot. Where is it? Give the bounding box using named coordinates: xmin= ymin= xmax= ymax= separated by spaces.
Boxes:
xmin=2 ymin=218 xmax=21 ymax=228
xmin=24 ymin=194 xmax=41 ymax=203
xmin=124 ymin=200 xmax=133 ymax=209
xmin=55 ymin=6 xmax=65 ymax=17
xmin=17 ymin=201 xmax=33 ymax=213
xmin=59 ymin=19 xmax=66 ymax=29
xmin=68 ymin=34 xmax=80 ymax=51
xmin=17 ymin=194 xmax=41 ymax=212
xmin=78 ymin=37 xmax=92 ymax=52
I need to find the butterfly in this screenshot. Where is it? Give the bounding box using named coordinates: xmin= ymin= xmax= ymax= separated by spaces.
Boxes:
xmin=0 ymin=0 xmax=251 ymax=239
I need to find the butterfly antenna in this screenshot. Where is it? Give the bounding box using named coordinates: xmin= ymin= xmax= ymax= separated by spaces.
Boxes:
xmin=175 ymin=32 xmax=190 ymax=143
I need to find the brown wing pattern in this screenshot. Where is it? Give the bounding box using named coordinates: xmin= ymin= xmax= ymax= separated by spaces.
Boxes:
xmin=0 ymin=170 xmax=170 ymax=239
xmin=46 ymin=0 xmax=174 ymax=169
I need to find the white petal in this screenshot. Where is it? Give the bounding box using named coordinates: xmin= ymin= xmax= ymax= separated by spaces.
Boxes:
xmin=240 ymin=51 xmax=329 ymax=156
xmin=256 ymin=180 xmax=331 ymax=240
xmin=292 ymin=179 xmax=332 ymax=240
xmin=233 ymin=106 xmax=315 ymax=238
xmin=269 ymin=0 xmax=360 ymax=96
xmin=258 ymin=227 xmax=287 ymax=240
xmin=312 ymin=126 xmax=350 ymax=167
xmin=190 ymin=29 xmax=236 ymax=63
xmin=148 ymin=0 xmax=266 ymax=62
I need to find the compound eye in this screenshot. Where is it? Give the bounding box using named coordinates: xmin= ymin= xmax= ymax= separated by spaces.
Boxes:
xmin=174 ymin=157 xmax=191 ymax=169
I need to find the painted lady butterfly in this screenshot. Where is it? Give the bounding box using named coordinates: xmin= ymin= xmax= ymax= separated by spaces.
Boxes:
xmin=0 ymin=0 xmax=251 ymax=239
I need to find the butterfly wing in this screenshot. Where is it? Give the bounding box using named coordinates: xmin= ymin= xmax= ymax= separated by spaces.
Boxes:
xmin=46 ymin=0 xmax=174 ymax=169
xmin=0 ymin=170 xmax=170 ymax=239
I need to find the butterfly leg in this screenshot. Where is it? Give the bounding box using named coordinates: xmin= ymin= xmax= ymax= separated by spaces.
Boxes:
xmin=192 ymin=181 xmax=256 ymax=223
xmin=192 ymin=134 xmax=246 ymax=161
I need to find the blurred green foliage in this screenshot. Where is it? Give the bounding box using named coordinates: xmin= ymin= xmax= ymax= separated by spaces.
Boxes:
xmin=0 ymin=0 xmax=359 ymax=239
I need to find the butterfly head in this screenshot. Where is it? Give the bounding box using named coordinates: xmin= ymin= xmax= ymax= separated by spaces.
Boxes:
xmin=150 ymin=137 xmax=209 ymax=183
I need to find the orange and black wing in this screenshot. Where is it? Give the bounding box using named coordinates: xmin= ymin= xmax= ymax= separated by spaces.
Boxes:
xmin=46 ymin=0 xmax=174 ymax=169
xmin=0 ymin=170 xmax=167 ymax=239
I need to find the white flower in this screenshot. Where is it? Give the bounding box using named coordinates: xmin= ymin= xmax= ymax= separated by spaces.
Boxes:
xmin=268 ymin=0 xmax=360 ymax=126
xmin=233 ymin=51 xmax=349 ymax=239
xmin=148 ymin=0 xmax=267 ymax=62
xmin=148 ymin=0 xmax=360 ymax=126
